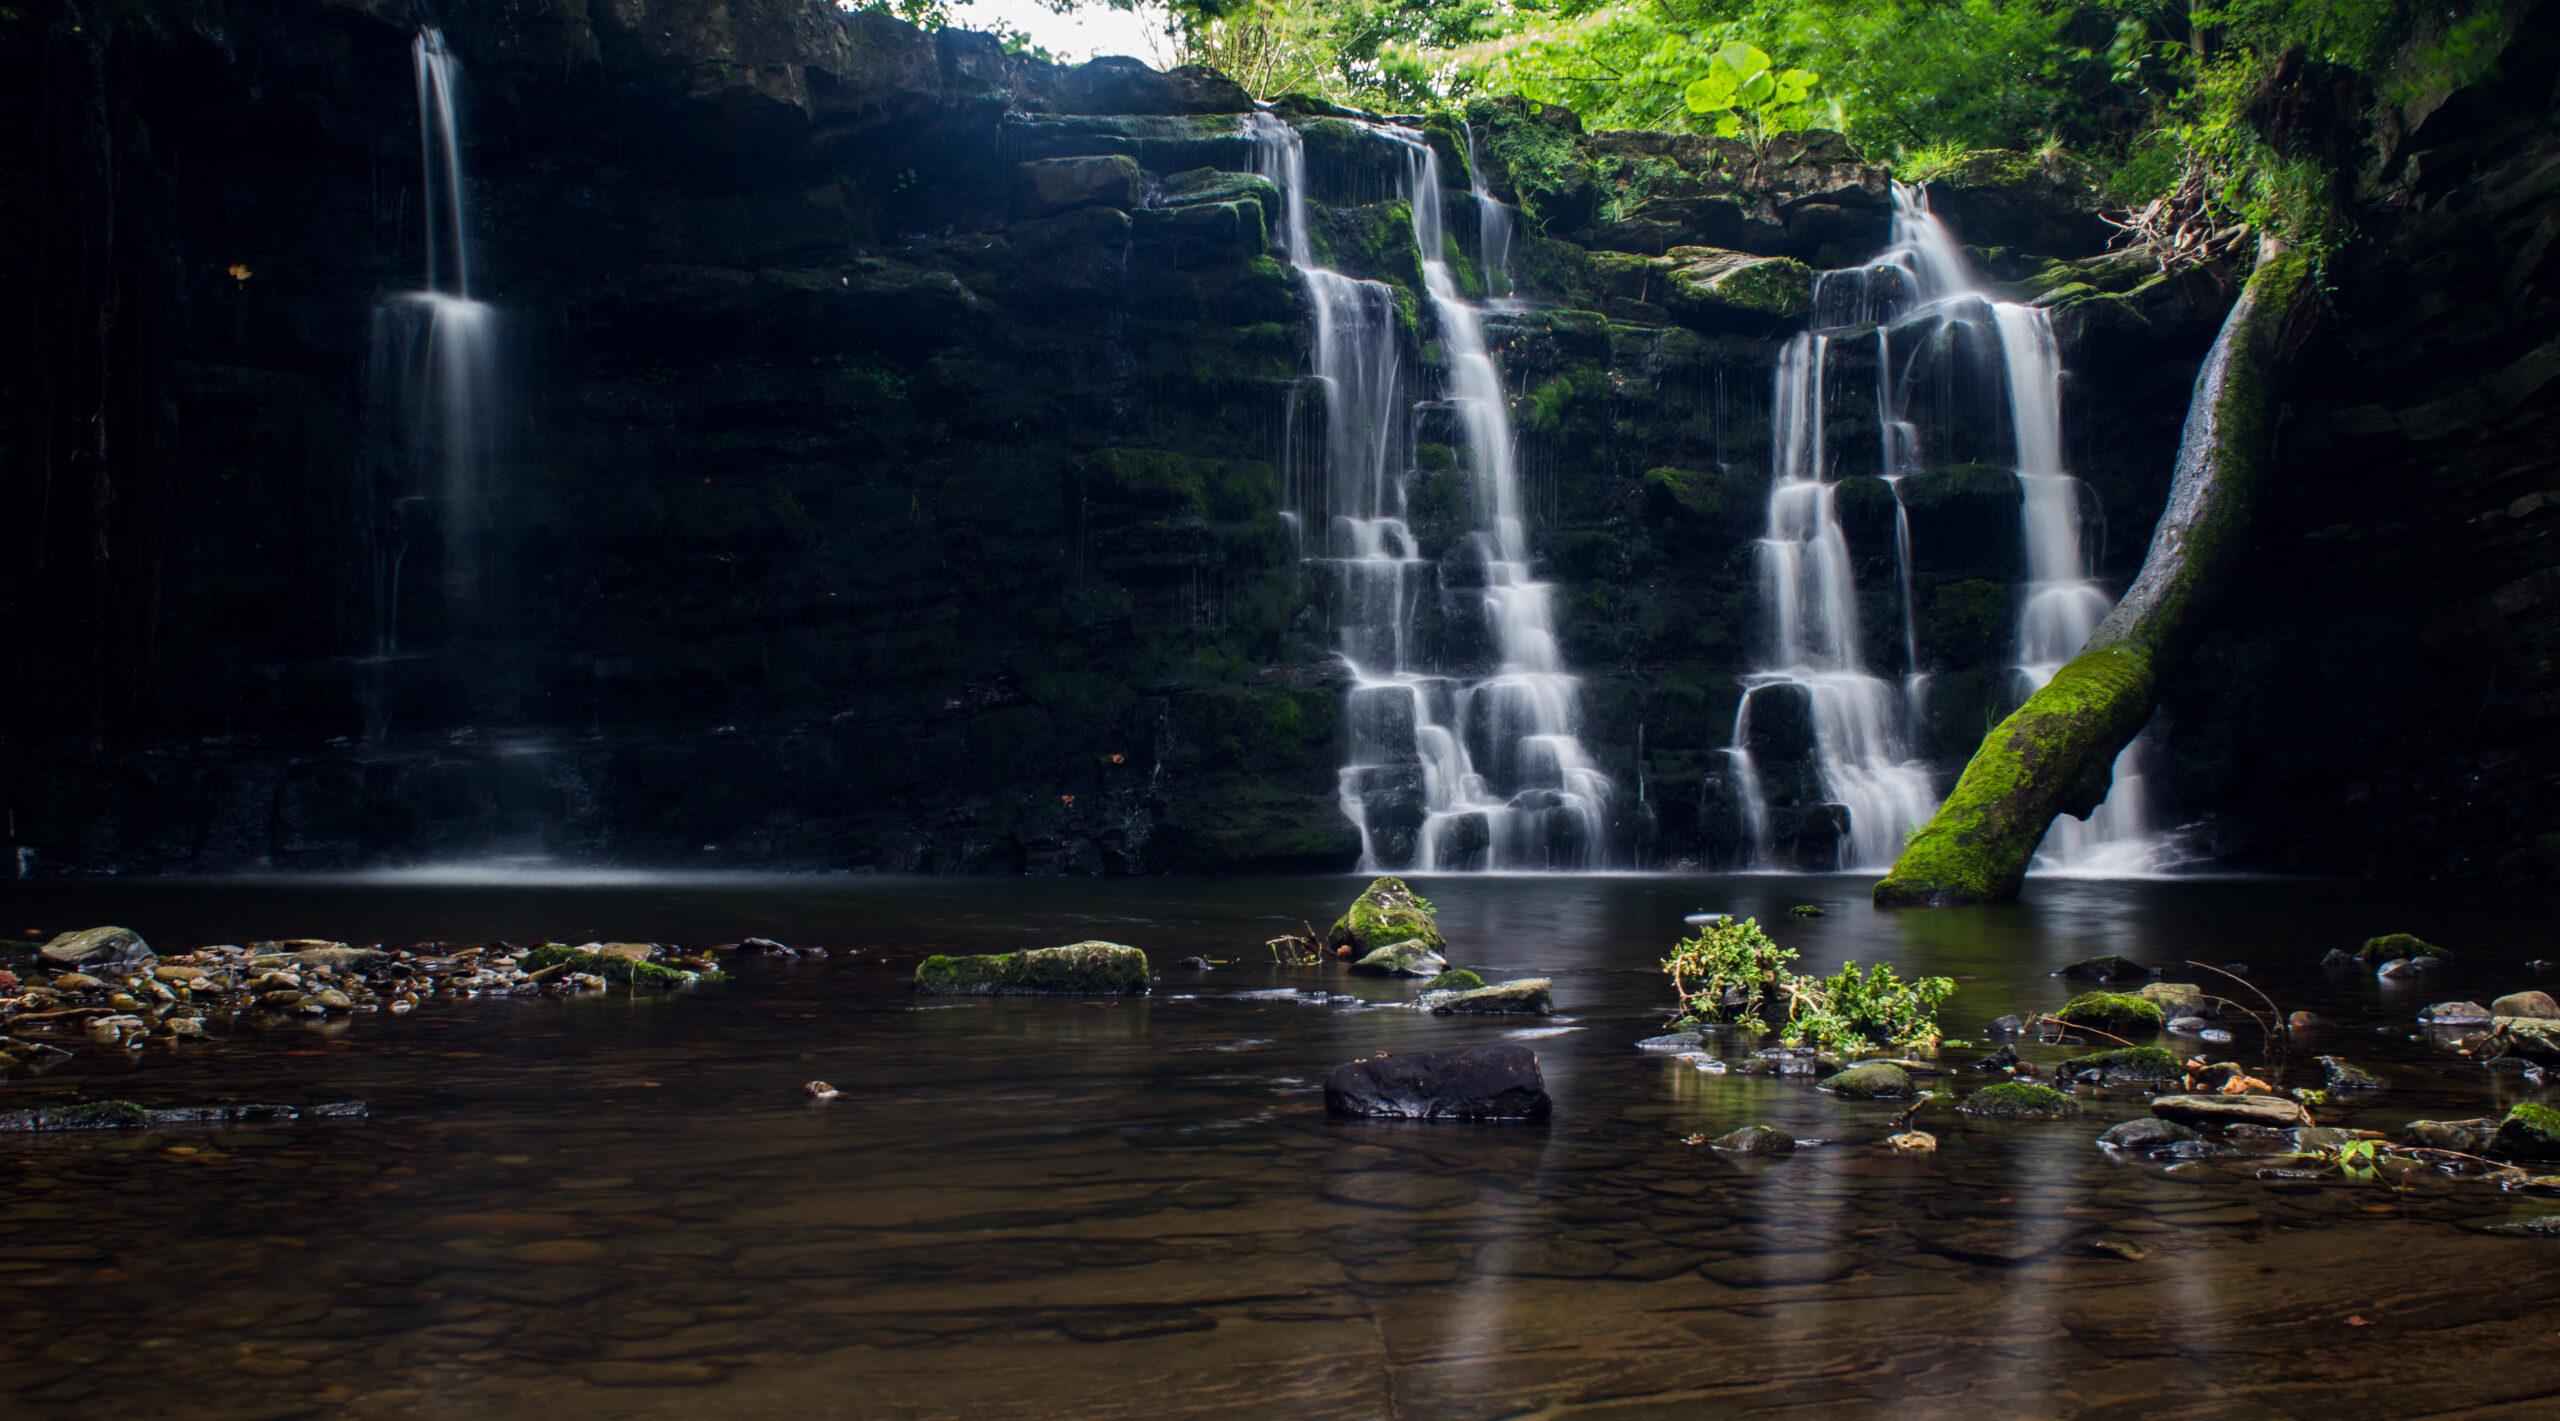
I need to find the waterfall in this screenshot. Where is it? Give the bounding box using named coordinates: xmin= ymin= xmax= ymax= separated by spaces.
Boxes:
xmin=1721 ymin=181 xmax=2171 ymax=873
xmin=367 ymin=26 xmax=500 ymax=673
xmin=1464 ymin=126 xmax=1517 ymax=303
xmin=1250 ymin=113 xmax=1611 ymax=871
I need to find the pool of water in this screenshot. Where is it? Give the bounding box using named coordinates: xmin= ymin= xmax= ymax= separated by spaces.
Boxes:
xmin=2 ymin=872 xmax=2556 ymax=1418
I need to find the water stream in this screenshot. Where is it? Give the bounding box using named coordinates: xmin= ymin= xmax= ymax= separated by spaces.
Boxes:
xmin=1252 ymin=114 xmax=1609 ymax=871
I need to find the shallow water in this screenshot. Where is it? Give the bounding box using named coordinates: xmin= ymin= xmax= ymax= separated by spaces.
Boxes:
xmin=2 ymin=873 xmax=2557 ymax=1418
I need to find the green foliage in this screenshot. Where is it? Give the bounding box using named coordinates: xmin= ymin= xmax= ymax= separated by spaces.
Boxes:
xmin=1681 ymin=42 xmax=1824 ymax=149
xmin=1662 ymin=920 xmax=1951 ymax=1054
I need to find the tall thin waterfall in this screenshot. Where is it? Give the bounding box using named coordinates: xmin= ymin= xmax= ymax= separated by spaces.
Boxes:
xmin=368 ymin=26 xmax=499 ymax=662
xmin=1722 ymin=182 xmax=2169 ymax=872
xmin=1251 ymin=113 xmax=1610 ymax=870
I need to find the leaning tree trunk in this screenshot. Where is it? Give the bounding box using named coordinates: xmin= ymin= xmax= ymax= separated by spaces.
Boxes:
xmin=1873 ymin=237 xmax=2321 ymax=908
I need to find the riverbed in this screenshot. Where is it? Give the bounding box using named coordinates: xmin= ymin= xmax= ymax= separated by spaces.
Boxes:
xmin=2 ymin=872 xmax=2555 ymax=1418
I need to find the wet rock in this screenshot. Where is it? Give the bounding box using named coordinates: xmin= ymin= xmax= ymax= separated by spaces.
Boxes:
xmin=1885 ymin=1130 xmax=1936 ymax=1152
xmin=913 ymin=941 xmax=1149 ymax=996
xmin=2057 ymin=954 xmax=2158 ymax=982
xmin=2054 ymin=1046 xmax=2181 ymax=1087
xmin=2056 ymin=991 xmax=2165 ymax=1034
xmin=1323 ymin=1044 xmax=1551 ymax=1121
xmin=1325 ymin=876 xmax=1445 ymax=956
xmin=2491 ymin=991 xmax=2559 ymax=1020
xmin=1710 ymin=1125 xmax=1796 ymax=1155
xmin=1175 ymin=955 xmax=1215 ymax=971
xmin=1636 ymin=1030 xmax=1705 ymax=1051
xmin=2378 ymin=957 xmax=2440 ymax=979
xmin=251 ymin=942 xmax=385 ymax=972
xmin=736 ymin=937 xmax=793 ymax=954
xmin=2361 ymin=932 xmax=2448 ymax=964
xmin=2197 ymin=1028 xmax=2235 ymax=1045
xmin=2166 ymin=1015 xmax=2212 ymax=1036
xmin=2492 ymin=1103 xmax=2560 ymax=1163
xmin=1739 ymin=1047 xmax=1833 ymax=1077
xmin=2321 ymin=948 xmax=2360 ymax=968
xmin=0 ymin=1101 xmax=362 ymax=1131
xmin=1659 ymin=247 xmax=1812 ymax=331
xmin=2289 ymin=1010 xmax=2335 ymax=1030
xmin=1350 ymin=941 xmax=1448 ymax=978
xmin=1011 ymin=155 xmax=1143 ymax=218
xmin=2493 ymin=1017 xmax=2560 ymax=1060
xmin=1958 ymin=1082 xmax=2080 ymax=1119
xmin=2316 ymin=1055 xmax=2385 ymax=1091
xmin=2138 ymin=982 xmax=2210 ymax=1017
xmin=2419 ymin=1000 xmax=2493 ymax=1026
xmin=1423 ymin=967 xmax=1485 ymax=993
xmin=1818 ymin=1061 xmax=1914 ymax=1099
xmin=2098 ymin=1117 xmax=2201 ymax=1155
xmin=2149 ymin=1093 xmax=2309 ymax=1130
xmin=1431 ymin=978 xmax=1552 ymax=1015
xmin=1967 ymin=1043 xmax=2021 ymax=1072
xmin=803 ymin=1081 xmax=839 ymax=1100
xmin=2402 ymin=1118 xmax=2495 ymax=1152
xmin=1984 ymin=1014 xmax=2026 ymax=1036
xmin=2480 ymin=1213 xmax=2560 ymax=1238
xmin=38 ymin=927 xmax=151 ymax=968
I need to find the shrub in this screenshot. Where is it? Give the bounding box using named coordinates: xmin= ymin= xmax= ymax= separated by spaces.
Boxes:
xmin=1663 ymin=922 xmax=1952 ymax=1055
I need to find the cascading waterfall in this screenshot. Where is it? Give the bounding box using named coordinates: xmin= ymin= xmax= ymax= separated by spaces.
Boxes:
xmin=1722 ymin=181 xmax=2170 ymax=872
xmin=1250 ymin=112 xmax=1610 ymax=871
xmin=367 ymin=26 xmax=499 ymax=667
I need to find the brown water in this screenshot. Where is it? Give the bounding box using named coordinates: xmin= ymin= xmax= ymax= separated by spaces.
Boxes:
xmin=2 ymin=872 xmax=2557 ymax=1419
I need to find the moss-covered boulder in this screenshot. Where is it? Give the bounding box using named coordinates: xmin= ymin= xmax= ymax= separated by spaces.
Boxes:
xmin=913 ymin=941 xmax=1150 ymax=996
xmin=1660 ymin=247 xmax=1811 ymax=331
xmin=2056 ymin=992 xmax=2165 ymax=1035
xmin=1424 ymin=968 xmax=1485 ymax=993
xmin=2492 ymin=1103 xmax=2560 ymax=1163
xmin=1431 ymin=978 xmax=1554 ymax=1016
xmin=1958 ymin=1082 xmax=2080 ymax=1119
xmin=1326 ymin=877 xmax=1444 ymax=956
xmin=1011 ymin=155 xmax=1143 ymax=218
xmin=2358 ymin=933 xmax=2447 ymax=964
xmin=1819 ymin=1061 xmax=1914 ymax=1099
xmin=2054 ymin=1046 xmax=2181 ymax=1086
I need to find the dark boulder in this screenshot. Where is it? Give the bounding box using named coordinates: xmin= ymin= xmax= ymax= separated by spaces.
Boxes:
xmin=1324 ymin=1045 xmax=1552 ymax=1121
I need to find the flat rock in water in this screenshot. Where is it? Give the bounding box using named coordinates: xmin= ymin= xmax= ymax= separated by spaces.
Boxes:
xmin=2419 ymin=1001 xmax=2493 ymax=1026
xmin=39 ymin=927 xmax=152 ymax=968
xmin=2149 ymin=1093 xmax=2309 ymax=1130
xmin=1430 ymin=978 xmax=1552 ymax=1015
xmin=1323 ymin=1044 xmax=1551 ymax=1122
xmin=1349 ymin=941 xmax=1447 ymax=978
xmin=1636 ymin=1030 xmax=1705 ymax=1052
xmin=1711 ymin=1125 xmax=1795 ymax=1155
xmin=2491 ymin=990 xmax=2560 ymax=1020
xmin=912 ymin=942 xmax=1150 ymax=996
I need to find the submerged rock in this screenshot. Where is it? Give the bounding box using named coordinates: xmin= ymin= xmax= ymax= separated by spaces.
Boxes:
xmin=1430 ymin=978 xmax=1553 ymax=1015
xmin=2316 ymin=1055 xmax=2386 ymax=1091
xmin=1323 ymin=1044 xmax=1551 ymax=1121
xmin=1350 ymin=941 xmax=1448 ymax=978
xmin=1710 ymin=1125 xmax=1797 ymax=1155
xmin=2056 ymin=954 xmax=2157 ymax=982
xmin=2402 ymin=1118 xmax=2495 ymax=1152
xmin=2149 ymin=1093 xmax=2309 ymax=1130
xmin=912 ymin=941 xmax=1150 ymax=996
xmin=2491 ymin=990 xmax=2560 ymax=1020
xmin=1967 ymin=1043 xmax=2021 ymax=1072
xmin=0 ymin=1100 xmax=364 ymax=1131
xmin=2097 ymin=1117 xmax=2201 ymax=1155
xmin=1325 ymin=877 xmax=1445 ymax=957
xmin=2378 ymin=957 xmax=2440 ymax=980
xmin=1958 ymin=1082 xmax=2079 ymax=1119
xmin=39 ymin=927 xmax=152 ymax=969
xmin=1819 ymin=1061 xmax=1914 ymax=1099
xmin=2054 ymin=1046 xmax=2181 ymax=1087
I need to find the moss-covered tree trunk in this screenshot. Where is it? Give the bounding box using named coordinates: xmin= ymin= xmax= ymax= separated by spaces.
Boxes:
xmin=1874 ymin=238 xmax=2321 ymax=908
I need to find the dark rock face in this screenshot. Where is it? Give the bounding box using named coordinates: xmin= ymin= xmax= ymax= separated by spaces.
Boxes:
xmin=1324 ymin=1045 xmax=1553 ymax=1121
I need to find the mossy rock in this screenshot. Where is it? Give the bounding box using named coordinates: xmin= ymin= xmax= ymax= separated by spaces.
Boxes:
xmin=1351 ymin=941 xmax=1448 ymax=978
xmin=2056 ymin=991 xmax=2165 ymax=1035
xmin=520 ymin=945 xmax=703 ymax=988
xmin=913 ymin=942 xmax=1150 ymax=996
xmin=2053 ymin=1046 xmax=2180 ymax=1086
xmin=1424 ymin=968 xmax=1484 ymax=993
xmin=1326 ymin=876 xmax=1445 ymax=955
xmin=2492 ymin=1103 xmax=2560 ymax=1163
xmin=1711 ymin=1124 xmax=1796 ymax=1155
xmin=46 ymin=1100 xmax=150 ymax=1129
xmin=1431 ymin=978 xmax=1553 ymax=1015
xmin=2359 ymin=933 xmax=2448 ymax=964
xmin=1659 ymin=246 xmax=1811 ymax=331
xmin=1819 ymin=1061 xmax=1914 ymax=1099
xmin=1957 ymin=1081 xmax=2081 ymax=1119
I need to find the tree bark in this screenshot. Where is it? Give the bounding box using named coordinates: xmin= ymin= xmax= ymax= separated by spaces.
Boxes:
xmin=1873 ymin=237 xmax=2321 ymax=908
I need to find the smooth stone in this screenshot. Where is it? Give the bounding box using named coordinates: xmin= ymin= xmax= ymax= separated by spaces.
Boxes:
xmin=1323 ymin=1044 xmax=1551 ymax=1121
xmin=1430 ymin=978 xmax=1553 ymax=1015
xmin=1637 ymin=1031 xmax=1705 ymax=1051
xmin=2150 ymin=1093 xmax=2309 ymax=1130
xmin=38 ymin=927 xmax=152 ymax=968
xmin=2097 ymin=1117 xmax=2201 ymax=1154
xmin=1349 ymin=941 xmax=1448 ymax=978
xmin=2491 ymin=990 xmax=2560 ymax=1020
xmin=1711 ymin=1125 xmax=1796 ymax=1156
xmin=2378 ymin=957 xmax=2439 ymax=979
xmin=2166 ymin=1015 xmax=2212 ymax=1036
xmin=1818 ymin=1061 xmax=1914 ymax=1099
xmin=2419 ymin=1001 xmax=2493 ymax=1026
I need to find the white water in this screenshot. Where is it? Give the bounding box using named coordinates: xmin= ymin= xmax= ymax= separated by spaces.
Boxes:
xmin=1721 ymin=183 xmax=2174 ymax=872
xmin=369 ymin=26 xmax=499 ymax=658
xmin=1250 ymin=113 xmax=1610 ymax=870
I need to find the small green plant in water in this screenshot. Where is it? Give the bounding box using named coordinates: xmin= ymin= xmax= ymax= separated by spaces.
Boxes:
xmin=1663 ymin=920 xmax=1951 ymax=1055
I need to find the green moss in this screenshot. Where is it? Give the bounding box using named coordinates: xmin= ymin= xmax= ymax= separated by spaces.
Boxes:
xmin=1957 ymin=1081 xmax=2081 ymax=1119
xmin=53 ymin=1100 xmax=148 ymax=1128
xmin=2359 ymin=933 xmax=2447 ymax=963
xmin=913 ymin=941 xmax=1151 ymax=996
xmin=1425 ymin=968 xmax=1485 ymax=992
xmin=2054 ymin=1046 xmax=2181 ymax=1085
xmin=520 ymin=945 xmax=699 ymax=987
xmin=1465 ymin=98 xmax=1593 ymax=234
xmin=1819 ymin=1061 xmax=1913 ymax=1098
xmin=2493 ymin=1102 xmax=2560 ymax=1162
xmin=2056 ymin=991 xmax=2167 ymax=1034
xmin=1326 ymin=876 xmax=1445 ymax=953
